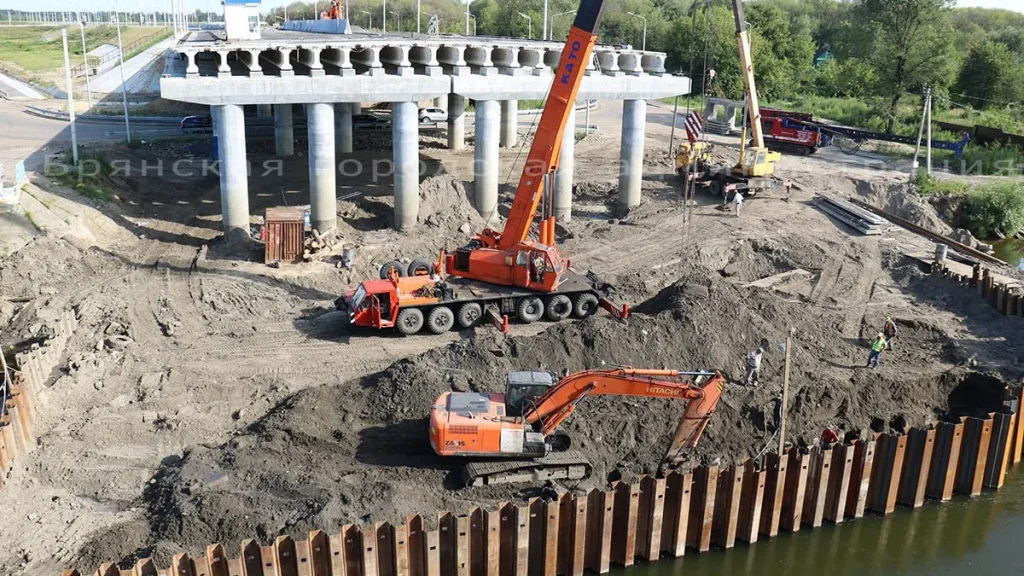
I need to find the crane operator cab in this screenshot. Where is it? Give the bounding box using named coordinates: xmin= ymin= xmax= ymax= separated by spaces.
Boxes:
xmin=505 ymin=371 xmax=556 ymax=418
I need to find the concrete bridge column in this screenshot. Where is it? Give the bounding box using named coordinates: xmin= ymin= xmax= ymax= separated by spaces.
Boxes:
xmin=618 ymin=99 xmax=646 ymax=212
xmin=307 ymin=102 xmax=337 ymax=233
xmin=213 ymin=104 xmax=250 ymax=244
xmin=257 ymin=104 xmax=272 ymax=118
xmin=553 ymin=106 xmax=576 ymax=222
xmin=500 ymin=100 xmax=518 ymax=148
xmin=392 ymin=101 xmax=420 ymax=231
xmin=474 ymin=99 xmax=500 ymax=219
xmin=335 ymin=103 xmax=353 ymax=154
xmin=448 ymin=93 xmax=465 ymax=150
xmin=352 ymin=102 xmax=363 ymax=115
xmin=273 ymin=104 xmax=294 ymax=157
xmin=432 ymin=96 xmax=445 ymax=108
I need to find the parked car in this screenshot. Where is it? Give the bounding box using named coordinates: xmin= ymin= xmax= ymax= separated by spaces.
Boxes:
xmin=180 ymin=114 xmax=213 ymax=134
xmin=353 ymin=114 xmax=391 ymax=131
xmin=418 ymin=107 xmax=447 ymax=124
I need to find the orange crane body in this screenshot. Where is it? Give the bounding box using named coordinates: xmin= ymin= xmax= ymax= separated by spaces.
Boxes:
xmin=444 ymin=1 xmax=605 ymax=291
xmin=429 ymin=368 xmax=725 ymax=468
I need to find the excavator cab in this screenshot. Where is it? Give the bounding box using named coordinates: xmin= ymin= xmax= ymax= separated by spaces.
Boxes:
xmin=505 ymin=371 xmax=555 ymax=418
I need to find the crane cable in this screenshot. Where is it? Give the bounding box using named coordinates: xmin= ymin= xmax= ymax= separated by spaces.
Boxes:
xmin=680 ymin=0 xmax=713 ymax=250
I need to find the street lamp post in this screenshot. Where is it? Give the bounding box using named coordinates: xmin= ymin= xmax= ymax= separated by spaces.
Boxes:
xmin=416 ymin=0 xmax=420 ymax=33
xmin=517 ymin=12 xmax=531 ymax=39
xmin=627 ymin=11 xmax=647 ymax=51
xmin=382 ymin=0 xmax=386 ymax=33
xmin=390 ymin=9 xmax=400 ymax=32
xmin=549 ymin=9 xmax=574 ymax=40
xmin=361 ymin=9 xmax=371 ymax=29
xmin=469 ymin=14 xmax=476 ymax=35
xmin=465 ymin=0 xmax=471 ymax=36
xmin=542 ymin=0 xmax=547 ymax=44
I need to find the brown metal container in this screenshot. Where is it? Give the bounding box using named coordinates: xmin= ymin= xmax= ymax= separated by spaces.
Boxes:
xmin=264 ymin=207 xmax=306 ymax=263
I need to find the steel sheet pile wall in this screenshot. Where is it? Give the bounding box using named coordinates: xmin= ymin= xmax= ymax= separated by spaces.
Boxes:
xmin=1 ymin=308 xmax=77 ymax=493
xmin=933 ymin=262 xmax=1023 ymax=317
xmin=68 ymin=390 xmax=1024 ymax=576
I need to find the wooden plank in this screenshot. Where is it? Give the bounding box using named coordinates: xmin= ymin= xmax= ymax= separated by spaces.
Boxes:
xmin=824 ymin=444 xmax=854 ymax=523
xmin=780 ymin=450 xmax=808 ymax=532
xmin=659 ymin=471 xmax=690 ymax=557
xmin=759 ymin=452 xmax=787 ymax=538
xmin=737 ymin=459 xmax=766 ymax=543
xmin=686 ymin=465 xmax=718 ymax=552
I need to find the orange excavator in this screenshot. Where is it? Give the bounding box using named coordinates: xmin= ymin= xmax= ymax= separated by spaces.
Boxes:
xmin=335 ymin=0 xmax=628 ymax=335
xmin=429 ymin=368 xmax=726 ymax=486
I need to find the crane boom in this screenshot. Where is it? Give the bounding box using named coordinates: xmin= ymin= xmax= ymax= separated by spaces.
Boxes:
xmin=732 ymin=0 xmax=764 ymax=149
xmin=496 ymin=0 xmax=604 ymax=251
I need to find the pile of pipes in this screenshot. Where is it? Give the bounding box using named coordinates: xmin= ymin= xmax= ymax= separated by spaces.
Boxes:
xmin=812 ymin=195 xmax=886 ymax=235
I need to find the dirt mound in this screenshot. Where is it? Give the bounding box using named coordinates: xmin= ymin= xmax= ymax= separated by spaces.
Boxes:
xmin=854 ymin=179 xmax=952 ymax=234
xmin=417 ymin=174 xmax=483 ymax=233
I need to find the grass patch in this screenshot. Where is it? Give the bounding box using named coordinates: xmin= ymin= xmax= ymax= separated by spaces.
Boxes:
xmin=959 ymin=181 xmax=1024 ymax=239
xmin=0 ymin=26 xmax=167 ymax=74
xmin=51 ymin=149 xmax=116 ymax=202
xmin=912 ymin=172 xmax=971 ymax=196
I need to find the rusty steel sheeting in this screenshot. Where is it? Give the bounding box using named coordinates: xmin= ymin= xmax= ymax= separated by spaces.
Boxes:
xmin=711 ymin=464 xmax=744 ymax=549
xmin=780 ymin=450 xmax=808 ymax=532
xmin=898 ymin=428 xmax=936 ymax=508
xmin=686 ymin=465 xmax=718 ymax=552
xmin=468 ymin=508 xmax=485 ymax=576
xmin=439 ymin=514 xmax=457 ymax=576
xmin=824 ymin=443 xmax=854 ymax=524
xmin=455 ymin=517 xmax=470 ymax=576
xmin=483 ymin=509 xmax=499 ymax=576
xmin=983 ymin=413 xmax=1013 ymax=489
xmin=526 ymin=500 xmax=545 ymax=576
xmin=395 ymin=524 xmax=410 ymax=576
xmin=309 ymin=531 xmax=331 ymax=576
xmin=584 ymin=490 xmax=613 ymax=574
xmin=543 ymin=501 xmax=559 ymax=576
xmin=801 ymin=447 xmax=831 ymax=528
xmin=868 ymin=434 xmax=907 ymax=515
xmin=635 ymin=476 xmax=666 ymax=561
xmin=498 ymin=504 xmax=517 ymax=576
xmin=759 ymin=452 xmax=788 ymax=537
xmin=342 ymin=525 xmax=363 ymax=576
xmin=927 ymin=422 xmax=964 ymax=501
xmin=610 ymin=482 xmax=639 ymax=566
xmin=566 ymin=495 xmax=587 ymax=576
xmin=659 ymin=471 xmax=691 ymax=557
xmin=957 ymin=417 xmax=993 ymax=496
xmin=1013 ymin=389 xmax=1024 ymax=465
xmin=425 ymin=528 xmax=441 ymax=576
xmin=407 ymin=516 xmax=426 ymax=576
xmin=736 ymin=459 xmax=766 ymax=544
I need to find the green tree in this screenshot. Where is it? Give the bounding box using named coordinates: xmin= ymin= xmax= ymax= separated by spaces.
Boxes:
xmin=855 ymin=0 xmax=957 ymax=132
xmin=955 ymin=40 xmax=1023 ymax=108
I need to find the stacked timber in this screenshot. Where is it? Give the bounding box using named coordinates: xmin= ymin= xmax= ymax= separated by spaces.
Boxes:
xmin=812 ymin=195 xmax=886 ymax=235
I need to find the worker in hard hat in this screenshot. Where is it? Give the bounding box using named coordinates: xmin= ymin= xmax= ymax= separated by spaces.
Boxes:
xmin=744 ymin=347 xmax=763 ymax=387
xmin=882 ymin=316 xmax=897 ymax=350
xmin=866 ymin=333 xmax=886 ymax=369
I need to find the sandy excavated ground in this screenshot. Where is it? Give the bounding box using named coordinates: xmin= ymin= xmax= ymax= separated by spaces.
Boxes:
xmin=1 ymin=105 xmax=1021 ymax=575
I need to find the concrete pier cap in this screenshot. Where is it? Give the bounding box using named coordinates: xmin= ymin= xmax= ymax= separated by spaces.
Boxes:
xmin=161 ymin=30 xmax=690 ymax=240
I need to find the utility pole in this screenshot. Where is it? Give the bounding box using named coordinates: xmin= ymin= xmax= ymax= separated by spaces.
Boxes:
xmin=465 ymin=0 xmax=471 ymax=35
xmin=61 ymin=29 xmax=79 ymax=165
xmin=542 ymin=0 xmax=547 ymax=42
xmin=668 ymin=95 xmax=679 ymax=157
xmin=416 ymin=0 xmax=420 ymax=33
xmin=80 ymin=21 xmax=93 ymax=109
xmin=926 ymin=87 xmax=933 ymax=175
xmin=115 ymin=16 xmax=132 ymax=144
xmin=778 ymin=329 xmax=793 ymax=457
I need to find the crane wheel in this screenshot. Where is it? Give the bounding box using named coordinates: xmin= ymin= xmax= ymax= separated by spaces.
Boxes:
xmin=544 ymin=295 xmax=572 ymax=321
xmin=517 ymin=297 xmax=544 ymax=324
xmin=457 ymin=303 xmax=483 ymax=328
xmin=426 ymin=306 xmax=455 ymax=334
xmin=407 ymin=258 xmax=434 ymax=277
xmin=379 ymin=260 xmax=406 ymax=280
xmin=573 ymin=293 xmax=599 ymax=318
xmin=396 ymin=308 xmax=424 ymax=335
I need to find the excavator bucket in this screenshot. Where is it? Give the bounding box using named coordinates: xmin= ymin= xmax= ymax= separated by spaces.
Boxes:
xmin=662 ymin=372 xmax=726 ymax=470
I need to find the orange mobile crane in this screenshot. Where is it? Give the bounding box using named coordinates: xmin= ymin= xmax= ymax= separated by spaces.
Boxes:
xmin=429 ymin=368 xmax=726 ymax=486
xmin=336 ymin=0 xmax=628 ymax=335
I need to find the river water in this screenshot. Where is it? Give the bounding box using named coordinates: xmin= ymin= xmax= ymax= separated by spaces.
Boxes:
xmin=992 ymin=239 xmax=1024 ymax=271
xmin=612 ymin=470 xmax=1024 ymax=576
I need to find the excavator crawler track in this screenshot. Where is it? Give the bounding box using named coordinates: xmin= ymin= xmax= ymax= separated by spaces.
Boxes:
xmin=461 ymin=450 xmax=592 ymax=487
